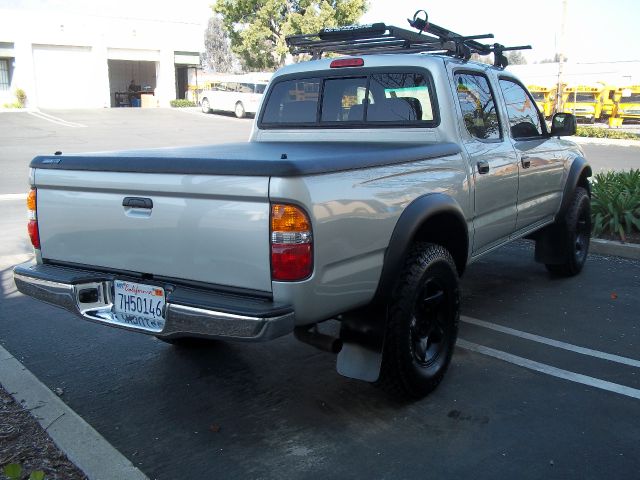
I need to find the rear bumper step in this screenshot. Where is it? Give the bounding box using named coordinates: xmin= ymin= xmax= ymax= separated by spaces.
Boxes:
xmin=13 ymin=261 xmax=294 ymax=342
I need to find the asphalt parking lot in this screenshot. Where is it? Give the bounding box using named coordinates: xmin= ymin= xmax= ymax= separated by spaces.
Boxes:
xmin=1 ymin=109 xmax=639 ymax=479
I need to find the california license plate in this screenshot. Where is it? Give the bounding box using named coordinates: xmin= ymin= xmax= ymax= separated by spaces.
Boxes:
xmin=113 ymin=280 xmax=165 ymax=331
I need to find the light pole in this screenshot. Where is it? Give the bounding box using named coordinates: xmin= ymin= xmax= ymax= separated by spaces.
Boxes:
xmin=555 ymin=0 xmax=568 ymax=113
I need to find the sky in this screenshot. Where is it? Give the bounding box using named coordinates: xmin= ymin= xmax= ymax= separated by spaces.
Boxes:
xmin=361 ymin=0 xmax=640 ymax=63
xmin=3 ymin=0 xmax=638 ymax=64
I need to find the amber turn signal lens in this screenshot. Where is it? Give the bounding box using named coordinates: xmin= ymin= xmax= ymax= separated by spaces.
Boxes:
xmin=27 ymin=188 xmax=37 ymax=211
xmin=271 ymin=204 xmax=311 ymax=232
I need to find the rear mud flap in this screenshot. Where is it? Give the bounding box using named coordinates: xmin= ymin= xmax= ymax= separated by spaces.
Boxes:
xmin=336 ymin=306 xmax=386 ymax=382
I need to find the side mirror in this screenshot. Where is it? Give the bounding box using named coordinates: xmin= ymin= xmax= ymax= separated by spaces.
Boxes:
xmin=550 ymin=112 xmax=577 ymax=136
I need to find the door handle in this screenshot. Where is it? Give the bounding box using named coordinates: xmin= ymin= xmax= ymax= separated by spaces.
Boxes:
xmin=521 ymin=157 xmax=531 ymax=169
xmin=122 ymin=197 xmax=153 ymax=209
xmin=477 ymin=161 xmax=490 ymax=174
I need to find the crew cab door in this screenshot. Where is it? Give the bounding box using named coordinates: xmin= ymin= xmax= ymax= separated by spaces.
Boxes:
xmin=497 ymin=78 xmax=565 ymax=230
xmin=452 ymin=71 xmax=519 ymax=254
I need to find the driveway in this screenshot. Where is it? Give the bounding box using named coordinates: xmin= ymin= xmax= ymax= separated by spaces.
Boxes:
xmin=1 ymin=109 xmax=638 ymax=479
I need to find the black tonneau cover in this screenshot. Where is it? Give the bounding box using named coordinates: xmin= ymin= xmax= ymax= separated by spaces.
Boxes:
xmin=31 ymin=142 xmax=460 ymax=177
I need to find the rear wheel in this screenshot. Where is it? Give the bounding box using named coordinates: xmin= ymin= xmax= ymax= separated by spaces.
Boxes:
xmin=544 ymin=187 xmax=591 ymax=276
xmin=201 ymin=98 xmax=211 ymax=114
xmin=235 ymin=102 xmax=245 ymax=118
xmin=375 ymin=242 xmax=460 ymax=400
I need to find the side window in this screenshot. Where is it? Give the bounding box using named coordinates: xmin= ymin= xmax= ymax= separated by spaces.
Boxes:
xmin=454 ymin=73 xmax=501 ymax=140
xmin=499 ymin=79 xmax=543 ymax=139
xmin=238 ymin=83 xmax=254 ymax=93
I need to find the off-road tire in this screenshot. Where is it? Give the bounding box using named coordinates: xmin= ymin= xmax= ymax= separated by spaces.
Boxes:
xmin=544 ymin=187 xmax=591 ymax=276
xmin=375 ymin=242 xmax=460 ymax=400
xmin=201 ymin=98 xmax=211 ymax=114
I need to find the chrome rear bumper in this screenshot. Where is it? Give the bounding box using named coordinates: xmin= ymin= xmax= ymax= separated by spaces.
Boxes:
xmin=13 ymin=261 xmax=294 ymax=342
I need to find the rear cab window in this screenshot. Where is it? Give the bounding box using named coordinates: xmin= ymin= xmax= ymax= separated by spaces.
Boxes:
xmin=259 ymin=69 xmax=438 ymax=128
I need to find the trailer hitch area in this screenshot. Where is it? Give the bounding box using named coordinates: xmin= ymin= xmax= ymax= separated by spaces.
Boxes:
xmin=294 ymin=325 xmax=343 ymax=354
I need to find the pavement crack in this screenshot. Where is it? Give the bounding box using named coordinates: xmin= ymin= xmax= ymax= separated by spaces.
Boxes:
xmin=44 ymin=412 xmax=65 ymax=431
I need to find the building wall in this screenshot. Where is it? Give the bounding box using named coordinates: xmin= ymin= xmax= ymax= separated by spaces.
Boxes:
xmin=0 ymin=1 xmax=207 ymax=108
xmin=508 ymin=62 xmax=640 ymax=88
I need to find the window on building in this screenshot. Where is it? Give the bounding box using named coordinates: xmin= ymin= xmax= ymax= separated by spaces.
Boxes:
xmin=0 ymin=59 xmax=11 ymax=91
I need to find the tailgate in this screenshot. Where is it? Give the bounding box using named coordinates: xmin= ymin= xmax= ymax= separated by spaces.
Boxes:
xmin=35 ymin=169 xmax=272 ymax=292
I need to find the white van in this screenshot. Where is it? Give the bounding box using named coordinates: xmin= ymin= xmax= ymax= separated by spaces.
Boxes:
xmin=200 ymin=76 xmax=269 ymax=118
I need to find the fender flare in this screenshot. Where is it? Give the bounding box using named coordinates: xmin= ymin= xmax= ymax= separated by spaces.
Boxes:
xmin=557 ymin=156 xmax=592 ymax=220
xmin=376 ymin=193 xmax=468 ymax=299
xmin=337 ymin=193 xmax=469 ymax=382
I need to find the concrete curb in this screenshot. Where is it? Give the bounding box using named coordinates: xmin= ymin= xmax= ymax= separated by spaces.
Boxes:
xmin=0 ymin=345 xmax=149 ymax=480
xmin=572 ymin=136 xmax=640 ymax=148
xmin=590 ymin=238 xmax=640 ymax=260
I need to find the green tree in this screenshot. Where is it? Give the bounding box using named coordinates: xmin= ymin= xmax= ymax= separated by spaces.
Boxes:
xmin=506 ymin=50 xmax=527 ymax=65
xmin=202 ymin=16 xmax=235 ymax=73
xmin=214 ymin=0 xmax=368 ymax=70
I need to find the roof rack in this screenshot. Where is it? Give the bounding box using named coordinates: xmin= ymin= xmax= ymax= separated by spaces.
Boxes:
xmin=286 ymin=10 xmax=531 ymax=69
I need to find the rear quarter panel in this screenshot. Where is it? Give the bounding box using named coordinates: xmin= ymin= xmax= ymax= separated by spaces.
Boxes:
xmin=270 ymin=154 xmax=470 ymax=324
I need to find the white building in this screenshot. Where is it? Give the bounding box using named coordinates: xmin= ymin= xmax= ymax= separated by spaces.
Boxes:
xmin=508 ymin=61 xmax=640 ymax=88
xmin=0 ymin=0 xmax=209 ymax=109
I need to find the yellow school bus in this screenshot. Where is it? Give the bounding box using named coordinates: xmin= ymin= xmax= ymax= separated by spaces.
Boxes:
xmin=614 ymin=85 xmax=640 ymax=122
xmin=527 ymin=85 xmax=555 ymax=118
xmin=563 ymin=85 xmax=604 ymax=123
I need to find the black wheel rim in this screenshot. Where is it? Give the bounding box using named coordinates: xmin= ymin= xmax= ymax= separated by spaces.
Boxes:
xmin=410 ymin=278 xmax=449 ymax=367
xmin=574 ymin=205 xmax=590 ymax=263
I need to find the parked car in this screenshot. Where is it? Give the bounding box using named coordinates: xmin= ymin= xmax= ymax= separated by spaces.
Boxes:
xmin=200 ymin=75 xmax=269 ymax=118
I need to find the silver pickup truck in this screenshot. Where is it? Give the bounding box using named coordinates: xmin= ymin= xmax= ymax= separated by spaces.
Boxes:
xmin=13 ymin=21 xmax=592 ymax=400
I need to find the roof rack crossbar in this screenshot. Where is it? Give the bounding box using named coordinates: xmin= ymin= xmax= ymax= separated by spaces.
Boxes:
xmin=286 ymin=12 xmax=531 ymax=68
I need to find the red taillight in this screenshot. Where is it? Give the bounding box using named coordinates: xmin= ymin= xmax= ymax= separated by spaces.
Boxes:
xmin=271 ymin=204 xmax=313 ymax=281
xmin=27 ymin=188 xmax=40 ymax=249
xmin=271 ymin=244 xmax=313 ymax=281
xmin=330 ymin=58 xmax=364 ymax=68
xmin=28 ymin=219 xmax=40 ymax=249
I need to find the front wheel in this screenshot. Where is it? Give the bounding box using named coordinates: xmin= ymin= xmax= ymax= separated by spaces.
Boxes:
xmin=235 ymin=102 xmax=245 ymax=118
xmin=544 ymin=186 xmax=591 ymax=276
xmin=375 ymin=242 xmax=460 ymax=400
xmin=201 ymin=98 xmax=211 ymax=114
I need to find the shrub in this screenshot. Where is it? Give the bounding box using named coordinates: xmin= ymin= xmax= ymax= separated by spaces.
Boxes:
xmin=576 ymin=126 xmax=640 ymax=141
xmin=15 ymin=88 xmax=27 ymax=107
xmin=170 ymin=99 xmax=196 ymax=107
xmin=591 ymin=169 xmax=640 ymax=241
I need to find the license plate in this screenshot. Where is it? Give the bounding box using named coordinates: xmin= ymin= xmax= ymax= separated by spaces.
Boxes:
xmin=113 ymin=280 xmax=165 ymax=331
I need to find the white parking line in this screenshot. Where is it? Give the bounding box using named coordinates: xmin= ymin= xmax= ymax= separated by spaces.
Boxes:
xmin=28 ymin=110 xmax=86 ymax=128
xmin=457 ymin=339 xmax=640 ymax=401
xmin=461 ymin=316 xmax=640 ymax=368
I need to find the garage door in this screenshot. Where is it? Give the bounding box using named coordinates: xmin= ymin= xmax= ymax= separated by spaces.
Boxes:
xmin=32 ymin=45 xmax=96 ymax=108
